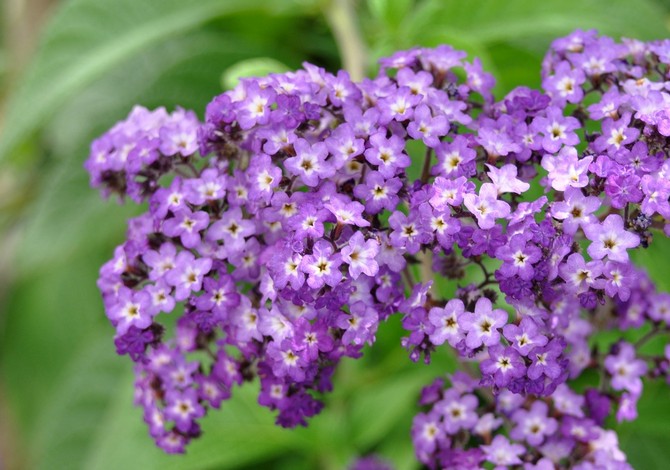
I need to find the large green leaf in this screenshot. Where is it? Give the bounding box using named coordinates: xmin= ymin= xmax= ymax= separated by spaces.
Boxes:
xmin=617 ymin=380 xmax=670 ymax=467
xmin=24 ymin=334 xmax=304 ymax=470
xmin=0 ymin=0 xmax=316 ymax=163
xmin=406 ymin=0 xmax=669 ymax=45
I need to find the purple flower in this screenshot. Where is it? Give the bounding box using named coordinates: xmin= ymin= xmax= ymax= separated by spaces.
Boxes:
xmin=602 ymin=261 xmax=634 ymax=301
xmin=486 ymin=164 xmax=530 ymax=195
xmin=377 ymin=86 xmax=421 ymax=123
xmin=196 ymin=374 xmax=230 ymax=409
xmin=294 ymin=318 xmax=334 ymax=361
xmin=236 ymin=80 xmax=275 ymax=129
xmin=481 ymin=345 xmax=526 ymax=387
xmin=108 ymin=287 xmax=153 ymax=335
xmin=481 ymin=435 xmax=524 ymax=467
xmin=432 ymin=136 xmax=476 ymax=178
xmin=285 ymin=139 xmax=334 ymax=187
xmin=165 ymin=251 xmax=212 ymax=301
xmin=300 ymin=240 xmax=342 ymax=289
xmin=475 ymin=117 xmax=521 ymax=159
xmin=511 ymin=401 xmax=558 ymax=446
xmin=194 ymin=274 xmax=240 ymax=314
xmin=530 ymin=106 xmax=580 ymax=153
xmin=336 ymin=301 xmax=378 ymax=346
xmin=159 ymin=111 xmax=199 ymax=157
xmin=495 ymin=234 xmax=542 ymax=281
xmin=605 ymin=171 xmax=643 ymax=209
xmin=465 ymin=57 xmax=495 ymax=99
xmin=258 ymin=307 xmax=292 ymax=342
xmin=145 ymin=281 xmax=176 ymax=315
xmin=648 ymin=293 xmax=670 ymax=323
xmin=419 ymin=203 xmax=459 ymax=248
xmin=184 ymin=168 xmax=226 ymax=205
xmin=340 ymin=232 xmax=380 ymax=279
xmin=114 ymin=325 xmax=154 ymax=360
xmin=541 ymin=146 xmax=592 ymax=191
xmin=389 ymin=211 xmax=425 ymax=254
xmin=164 ymin=389 xmax=205 ymax=433
xmin=559 ymin=253 xmax=603 ymax=293
xmin=460 ymin=297 xmax=507 ymax=349
xmin=542 ymin=61 xmax=585 ymax=104
xmin=364 ymin=132 xmax=410 ymax=178
xmin=207 ymin=207 xmax=255 ymax=252
xmin=550 ymin=187 xmax=600 ymax=235
xmin=325 ymin=124 xmax=364 ymax=170
xmin=604 ymin=342 xmax=647 ymax=394
xmin=88 ymin=36 xmax=670 ymax=460
xmin=258 ymin=125 xmax=297 ymax=155
xmin=288 ymin=202 xmax=328 ymax=239
xmin=324 ymin=197 xmax=370 ymax=227
xmin=267 ymin=340 xmax=307 ymax=382
xmin=354 ymin=171 xmax=402 ymax=214
xmin=588 ymin=88 xmax=626 ymax=120
xmin=411 ymin=412 xmax=445 ymax=457
xmin=435 ymin=390 xmax=478 ymax=434
xmin=162 ymin=209 xmax=209 ymax=249
xmin=463 ymin=183 xmax=511 ymax=230
xmin=326 ymin=70 xmax=361 ymax=106
xmin=527 ymin=339 xmax=565 ymax=380
xmin=376 ymin=234 xmax=406 ymax=273
xmin=430 ymin=176 xmax=472 ymax=209
xmin=407 ymin=104 xmax=448 ymax=147
xmin=641 ymin=174 xmax=670 ymax=217
xmin=150 ymin=178 xmax=187 ymax=220
xmin=143 ymin=243 xmax=177 ymax=281
xmin=502 ymin=317 xmax=548 ymax=356
xmin=593 ymin=113 xmax=640 ymax=155
xmin=428 ymin=299 xmax=465 ymax=347
xmin=583 ymin=215 xmax=640 ymax=262
xmin=396 ymin=67 xmax=433 ymax=96
xmin=248 ymin=154 xmax=282 ymax=203
xmin=268 ymin=248 xmax=305 ymax=290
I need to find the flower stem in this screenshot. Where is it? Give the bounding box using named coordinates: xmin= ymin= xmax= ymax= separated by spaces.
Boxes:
xmin=324 ymin=0 xmax=368 ymax=81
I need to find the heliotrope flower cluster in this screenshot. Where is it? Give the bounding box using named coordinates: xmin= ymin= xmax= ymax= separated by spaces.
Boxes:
xmin=87 ymin=30 xmax=670 ymax=467
xmin=412 ymin=373 xmax=631 ymax=469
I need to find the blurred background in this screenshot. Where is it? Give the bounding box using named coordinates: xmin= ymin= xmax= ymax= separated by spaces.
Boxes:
xmin=2 ymin=0 xmax=670 ymax=469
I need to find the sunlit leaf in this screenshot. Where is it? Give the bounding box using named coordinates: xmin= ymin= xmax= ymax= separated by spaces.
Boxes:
xmin=0 ymin=0 xmax=317 ymax=163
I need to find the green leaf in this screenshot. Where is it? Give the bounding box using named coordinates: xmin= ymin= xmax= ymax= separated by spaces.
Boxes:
xmin=0 ymin=0 xmax=315 ymax=163
xmin=23 ymin=333 xmax=300 ymax=470
xmin=367 ymin=0 xmax=414 ymax=31
xmin=617 ymin=381 xmax=670 ymax=468
xmin=632 ymin=235 xmax=670 ymax=291
xmin=349 ymin=370 xmax=432 ymax=448
xmin=1 ymin=257 xmax=114 ymax=439
xmin=407 ymin=0 xmax=669 ymax=45
xmin=83 ymin=379 xmax=301 ymax=470
xmin=221 ymin=57 xmax=292 ymax=90
xmin=29 ymin=337 xmax=126 ymax=470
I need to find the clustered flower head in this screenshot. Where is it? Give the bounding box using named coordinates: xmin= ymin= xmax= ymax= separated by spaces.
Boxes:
xmin=87 ymin=29 xmax=670 ymax=467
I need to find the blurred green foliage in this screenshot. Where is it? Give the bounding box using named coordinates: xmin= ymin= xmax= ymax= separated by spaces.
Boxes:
xmin=2 ymin=0 xmax=670 ymax=469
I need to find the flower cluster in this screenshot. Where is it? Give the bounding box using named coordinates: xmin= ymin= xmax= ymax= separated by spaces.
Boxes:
xmin=87 ymin=29 xmax=670 ymax=466
xmin=412 ymin=373 xmax=631 ymax=469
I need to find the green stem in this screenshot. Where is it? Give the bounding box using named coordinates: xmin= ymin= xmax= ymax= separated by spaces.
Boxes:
xmin=324 ymin=0 xmax=367 ymax=81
